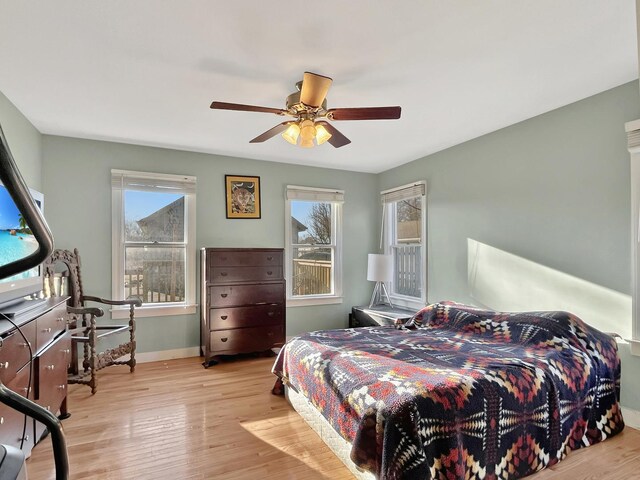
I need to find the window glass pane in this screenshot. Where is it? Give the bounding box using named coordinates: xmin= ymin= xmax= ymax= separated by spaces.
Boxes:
xmin=124 ymin=246 xmax=185 ymax=303
xmin=392 ymin=245 xmax=421 ymax=298
xmin=395 ymin=197 xmax=421 ymax=244
xmin=292 ymin=247 xmax=332 ymax=296
xmin=125 ymin=190 xmax=185 ymax=242
xmin=291 ymin=200 xmax=332 ymax=245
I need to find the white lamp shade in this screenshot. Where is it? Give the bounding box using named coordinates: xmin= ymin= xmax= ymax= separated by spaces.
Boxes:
xmin=367 ymin=254 xmax=393 ymax=282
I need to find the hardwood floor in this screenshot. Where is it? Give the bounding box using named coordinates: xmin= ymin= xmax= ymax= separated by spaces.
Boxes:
xmin=25 ymin=356 xmax=640 ymax=479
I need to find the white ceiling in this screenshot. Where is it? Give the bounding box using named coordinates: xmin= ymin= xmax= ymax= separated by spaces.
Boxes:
xmin=0 ymin=1 xmax=637 ymax=173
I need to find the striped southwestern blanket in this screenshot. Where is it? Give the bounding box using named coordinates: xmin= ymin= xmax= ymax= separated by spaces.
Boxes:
xmin=272 ymin=301 xmax=624 ymax=479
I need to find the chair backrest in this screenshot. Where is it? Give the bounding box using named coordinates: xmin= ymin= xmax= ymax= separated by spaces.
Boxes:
xmin=42 ymin=248 xmax=84 ymax=308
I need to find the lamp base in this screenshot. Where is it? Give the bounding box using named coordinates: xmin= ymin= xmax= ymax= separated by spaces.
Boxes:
xmin=369 ymin=282 xmax=394 ymax=309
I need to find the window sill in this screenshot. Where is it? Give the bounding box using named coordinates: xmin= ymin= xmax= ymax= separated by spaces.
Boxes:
xmin=389 ymin=295 xmax=425 ymax=311
xmin=111 ymin=303 xmax=197 ymax=319
xmin=287 ymin=296 xmax=343 ymax=307
xmin=629 ymin=339 xmax=640 ymax=356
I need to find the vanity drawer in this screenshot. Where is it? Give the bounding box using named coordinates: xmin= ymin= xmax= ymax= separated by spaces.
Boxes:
xmin=209 ymin=266 xmax=283 ymax=284
xmin=0 ymin=364 xmax=33 ymax=450
xmin=0 ymin=321 xmax=36 ymax=384
xmin=34 ymin=334 xmax=70 ymax=410
xmin=35 ymin=303 xmax=67 ymax=352
xmin=208 ymin=283 xmax=284 ymax=307
xmin=209 ymin=325 xmax=285 ymax=354
xmin=209 ymin=304 xmax=284 ymax=330
xmin=208 ymin=250 xmax=283 ymax=268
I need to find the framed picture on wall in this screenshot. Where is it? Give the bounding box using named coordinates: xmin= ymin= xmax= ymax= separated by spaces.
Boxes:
xmin=225 ymin=175 xmax=261 ymax=219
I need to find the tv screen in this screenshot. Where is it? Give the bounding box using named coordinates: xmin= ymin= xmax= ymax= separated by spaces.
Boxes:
xmin=0 ymin=182 xmax=44 ymax=305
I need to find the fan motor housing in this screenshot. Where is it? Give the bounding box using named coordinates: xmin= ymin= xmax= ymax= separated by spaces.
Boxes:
xmin=286 ymin=91 xmax=327 ymax=113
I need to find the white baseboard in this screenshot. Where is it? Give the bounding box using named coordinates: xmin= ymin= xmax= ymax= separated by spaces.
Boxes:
xmin=135 ymin=347 xmax=201 ymax=364
xmin=622 ymin=406 xmax=640 ymax=430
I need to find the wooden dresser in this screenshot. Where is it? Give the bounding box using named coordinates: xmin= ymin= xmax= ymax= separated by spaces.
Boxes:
xmin=0 ymin=297 xmax=70 ymax=456
xmin=200 ymin=248 xmax=285 ymax=367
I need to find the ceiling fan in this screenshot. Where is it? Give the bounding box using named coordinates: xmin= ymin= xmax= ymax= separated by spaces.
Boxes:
xmin=210 ymin=72 xmax=401 ymax=148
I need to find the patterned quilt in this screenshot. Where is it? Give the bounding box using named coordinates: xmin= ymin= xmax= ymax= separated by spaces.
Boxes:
xmin=271 ymin=301 xmax=624 ymax=480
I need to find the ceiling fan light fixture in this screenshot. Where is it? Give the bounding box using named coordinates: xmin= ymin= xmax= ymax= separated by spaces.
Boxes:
xmin=281 ymin=122 xmax=300 ymax=145
xmin=300 ymin=136 xmax=314 ymax=148
xmin=315 ymin=124 xmax=332 ymax=145
xmin=299 ymin=119 xmax=317 ymax=148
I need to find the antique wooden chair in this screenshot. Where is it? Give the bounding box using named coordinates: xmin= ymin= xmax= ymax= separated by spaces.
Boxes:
xmin=43 ymin=248 xmax=141 ymax=394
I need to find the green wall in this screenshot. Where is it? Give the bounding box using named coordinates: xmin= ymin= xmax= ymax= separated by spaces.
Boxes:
xmin=4 ymin=79 xmax=640 ymax=411
xmin=41 ymin=136 xmax=378 ymax=352
xmin=379 ymin=80 xmax=640 ymax=411
xmin=0 ymin=91 xmax=42 ymax=188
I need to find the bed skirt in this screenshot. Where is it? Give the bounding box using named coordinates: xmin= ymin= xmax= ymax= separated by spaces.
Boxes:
xmin=286 ymin=386 xmax=376 ymax=480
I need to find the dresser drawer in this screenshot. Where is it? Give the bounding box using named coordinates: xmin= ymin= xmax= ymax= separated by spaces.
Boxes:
xmin=209 ymin=265 xmax=283 ymax=284
xmin=208 ymin=250 xmax=283 ymax=267
xmin=34 ymin=334 xmax=70 ymax=411
xmin=209 ymin=325 xmax=285 ymax=354
xmin=0 ymin=320 xmax=36 ymax=385
xmin=0 ymin=364 xmax=32 ymax=450
xmin=208 ymin=283 xmax=284 ymax=307
xmin=35 ymin=303 xmax=67 ymax=353
xmin=209 ymin=304 xmax=284 ymax=330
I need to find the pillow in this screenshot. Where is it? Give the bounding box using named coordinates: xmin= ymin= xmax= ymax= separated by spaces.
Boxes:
xmin=404 ymin=303 xmax=440 ymax=329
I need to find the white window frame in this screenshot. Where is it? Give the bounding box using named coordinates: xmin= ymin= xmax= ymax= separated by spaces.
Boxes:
xmin=285 ymin=185 xmax=343 ymax=307
xmin=382 ymin=181 xmax=427 ymax=310
xmin=111 ymin=169 xmax=197 ymax=319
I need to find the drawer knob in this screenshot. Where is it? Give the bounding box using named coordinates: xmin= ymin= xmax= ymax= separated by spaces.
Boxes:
xmin=20 ymin=435 xmax=29 ymax=442
xmin=42 ymin=327 xmax=52 ymax=333
xmin=20 ymin=342 xmax=30 ymax=348
xmin=221 ymin=293 xmax=228 ymax=298
xmin=0 ymin=417 xmax=4 ymax=425
xmin=267 ymin=256 xmax=273 ymax=261
xmin=62 ymin=349 xmax=71 ymax=355
xmin=220 ymin=315 xmax=228 ymax=320
xmin=46 ymin=365 xmax=55 ymax=371
xmin=267 ymin=271 xmax=273 ymax=275
xmin=267 ymin=332 xmax=274 ymax=337
xmin=20 ymin=387 xmax=30 ymax=394
xmin=220 ymin=272 xmax=228 ymax=277
xmin=0 ymin=361 xmax=9 ymax=369
xmin=267 ymin=311 xmax=275 ymax=317
xmin=221 ymin=337 xmax=228 ymax=342
xmin=58 ymin=384 xmax=66 ymax=390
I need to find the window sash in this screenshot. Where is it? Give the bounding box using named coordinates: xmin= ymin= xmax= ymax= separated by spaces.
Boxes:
xmin=290 ymin=200 xmax=336 ymax=297
xmin=291 ymin=245 xmax=336 ymax=297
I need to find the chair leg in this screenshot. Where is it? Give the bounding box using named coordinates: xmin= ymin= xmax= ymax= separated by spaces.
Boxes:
xmin=82 ymin=332 xmax=90 ymax=373
xmin=129 ymin=306 xmax=136 ymax=373
xmin=88 ymin=317 xmax=97 ymax=395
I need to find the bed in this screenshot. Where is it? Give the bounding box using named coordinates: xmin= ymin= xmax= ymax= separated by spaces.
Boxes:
xmin=271 ymin=301 xmax=624 ymax=480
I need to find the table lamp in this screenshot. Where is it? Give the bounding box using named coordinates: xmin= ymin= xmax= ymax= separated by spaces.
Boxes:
xmin=367 ymin=253 xmax=393 ymax=308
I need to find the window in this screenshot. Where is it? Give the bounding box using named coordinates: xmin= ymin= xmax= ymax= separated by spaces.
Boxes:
xmin=111 ymin=170 xmax=196 ymax=318
xmin=382 ymin=181 xmax=426 ymax=308
xmin=285 ymin=185 xmax=344 ymax=306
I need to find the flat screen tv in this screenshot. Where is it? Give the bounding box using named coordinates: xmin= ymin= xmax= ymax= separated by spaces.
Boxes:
xmin=0 ymin=182 xmax=44 ymax=309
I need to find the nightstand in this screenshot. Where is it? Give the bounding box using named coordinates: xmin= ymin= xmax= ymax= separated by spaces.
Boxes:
xmin=350 ymin=305 xmax=417 ymax=328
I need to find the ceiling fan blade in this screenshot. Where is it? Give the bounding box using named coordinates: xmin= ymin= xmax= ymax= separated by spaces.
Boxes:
xmin=316 ymin=121 xmax=351 ymax=148
xmin=210 ymin=101 xmax=287 ymax=115
xmin=327 ymin=106 xmax=401 ymax=121
xmin=300 ymin=72 xmax=333 ymax=108
xmin=249 ymin=122 xmax=291 ymax=143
